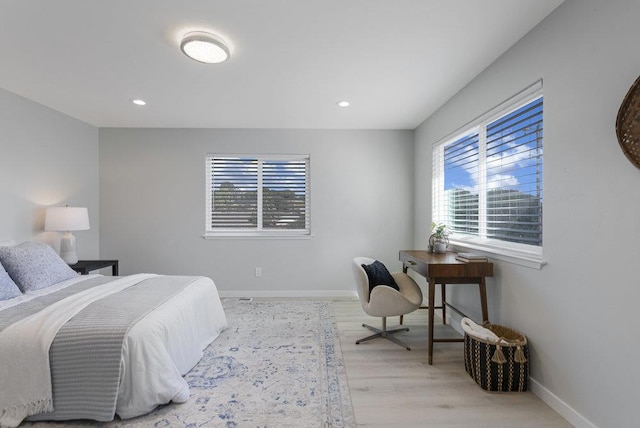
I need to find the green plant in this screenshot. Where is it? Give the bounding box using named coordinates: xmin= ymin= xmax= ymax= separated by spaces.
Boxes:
xmin=430 ymin=222 xmax=450 ymax=241
xmin=429 ymin=222 xmax=450 ymax=253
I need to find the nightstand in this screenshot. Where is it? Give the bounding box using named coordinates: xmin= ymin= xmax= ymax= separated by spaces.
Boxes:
xmin=69 ymin=260 xmax=119 ymax=276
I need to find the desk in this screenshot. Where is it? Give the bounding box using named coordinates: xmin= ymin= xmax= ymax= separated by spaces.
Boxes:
xmin=70 ymin=260 xmax=119 ymax=276
xmin=399 ymin=250 xmax=493 ymax=364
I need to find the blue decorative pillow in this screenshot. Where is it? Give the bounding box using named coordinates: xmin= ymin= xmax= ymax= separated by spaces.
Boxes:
xmin=361 ymin=260 xmax=400 ymax=294
xmin=0 ymin=242 xmax=78 ymax=293
xmin=0 ymin=262 xmax=21 ymax=300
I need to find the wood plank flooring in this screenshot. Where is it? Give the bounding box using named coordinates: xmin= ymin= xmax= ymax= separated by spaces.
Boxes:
xmin=332 ymin=298 xmax=572 ymax=428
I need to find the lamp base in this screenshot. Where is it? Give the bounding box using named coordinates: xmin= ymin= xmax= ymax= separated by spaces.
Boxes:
xmin=60 ymin=232 xmax=78 ymax=265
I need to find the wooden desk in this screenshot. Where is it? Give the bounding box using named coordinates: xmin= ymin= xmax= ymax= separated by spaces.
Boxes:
xmin=399 ymin=250 xmax=493 ymax=364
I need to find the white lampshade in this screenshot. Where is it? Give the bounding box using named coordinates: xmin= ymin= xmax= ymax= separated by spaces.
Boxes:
xmin=44 ymin=207 xmax=90 ymax=232
xmin=44 ymin=206 xmax=90 ymax=265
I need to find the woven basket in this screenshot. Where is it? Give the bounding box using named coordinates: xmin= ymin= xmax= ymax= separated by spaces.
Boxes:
xmin=464 ymin=323 xmax=529 ymax=392
xmin=616 ymin=75 xmax=640 ymax=169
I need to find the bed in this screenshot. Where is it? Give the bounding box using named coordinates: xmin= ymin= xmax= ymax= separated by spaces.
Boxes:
xmin=0 ymin=241 xmax=228 ymax=427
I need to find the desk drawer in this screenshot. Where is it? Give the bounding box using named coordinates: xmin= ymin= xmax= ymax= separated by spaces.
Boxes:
xmin=399 ymin=250 xmax=493 ymax=278
xmin=399 ymin=252 xmax=429 ymax=277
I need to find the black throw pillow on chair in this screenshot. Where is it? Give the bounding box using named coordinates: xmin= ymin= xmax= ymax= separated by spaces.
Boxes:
xmin=361 ymin=260 xmax=400 ymax=294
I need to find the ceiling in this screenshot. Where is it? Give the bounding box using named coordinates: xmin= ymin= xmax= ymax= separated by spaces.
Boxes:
xmin=0 ymin=0 xmax=564 ymax=130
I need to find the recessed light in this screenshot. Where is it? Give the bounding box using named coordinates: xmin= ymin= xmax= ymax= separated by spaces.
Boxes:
xmin=337 ymin=101 xmax=350 ymax=107
xmin=132 ymin=99 xmax=147 ymax=106
xmin=180 ymin=31 xmax=230 ymax=64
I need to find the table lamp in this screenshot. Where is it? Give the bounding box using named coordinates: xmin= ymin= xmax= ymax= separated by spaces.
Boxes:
xmin=44 ymin=206 xmax=90 ymax=264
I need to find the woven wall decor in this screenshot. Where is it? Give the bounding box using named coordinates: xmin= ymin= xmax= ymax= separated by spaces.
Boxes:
xmin=616 ymin=75 xmax=640 ymax=169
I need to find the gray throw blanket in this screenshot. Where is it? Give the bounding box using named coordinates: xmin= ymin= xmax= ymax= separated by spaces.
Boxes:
xmin=0 ymin=275 xmax=199 ymax=422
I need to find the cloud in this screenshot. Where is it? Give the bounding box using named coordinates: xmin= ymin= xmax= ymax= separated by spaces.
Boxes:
xmin=486 ymin=174 xmax=519 ymax=190
xmin=444 ymin=126 xmax=542 ymax=196
xmin=487 ymin=139 xmax=538 ymax=171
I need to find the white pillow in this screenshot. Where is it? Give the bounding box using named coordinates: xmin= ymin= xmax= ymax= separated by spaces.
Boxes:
xmin=0 ymin=240 xmax=16 ymax=247
xmin=0 ymin=242 xmax=77 ymax=293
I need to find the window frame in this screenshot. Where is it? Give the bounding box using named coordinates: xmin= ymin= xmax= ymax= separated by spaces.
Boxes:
xmin=204 ymin=153 xmax=311 ymax=239
xmin=432 ymin=81 xmax=545 ymax=268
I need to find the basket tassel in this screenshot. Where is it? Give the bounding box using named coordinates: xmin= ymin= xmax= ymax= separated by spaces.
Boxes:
xmin=514 ymin=345 xmax=527 ymax=363
xmin=491 ymin=345 xmax=507 ymax=364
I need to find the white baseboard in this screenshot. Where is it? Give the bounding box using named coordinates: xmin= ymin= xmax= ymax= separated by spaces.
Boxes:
xmin=444 ymin=310 xmax=595 ymax=428
xmin=218 ymin=290 xmax=358 ymax=299
xmin=528 ymin=379 xmax=596 ymax=428
xmin=445 ymin=309 xmax=465 ymax=336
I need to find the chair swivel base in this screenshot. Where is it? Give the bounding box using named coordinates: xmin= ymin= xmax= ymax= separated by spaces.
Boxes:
xmin=356 ymin=322 xmax=411 ymax=350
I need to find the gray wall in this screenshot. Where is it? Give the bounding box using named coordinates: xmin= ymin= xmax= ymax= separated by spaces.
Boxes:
xmin=99 ymin=128 xmax=414 ymax=296
xmin=414 ymin=0 xmax=639 ymax=426
xmin=0 ymin=88 xmax=99 ymax=256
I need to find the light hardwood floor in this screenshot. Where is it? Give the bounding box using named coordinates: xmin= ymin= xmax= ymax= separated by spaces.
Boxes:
xmin=333 ymin=298 xmax=572 ymax=428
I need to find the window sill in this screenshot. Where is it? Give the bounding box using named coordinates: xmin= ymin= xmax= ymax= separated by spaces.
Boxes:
xmin=202 ymin=233 xmax=314 ymax=240
xmin=449 ymin=240 xmax=546 ymax=270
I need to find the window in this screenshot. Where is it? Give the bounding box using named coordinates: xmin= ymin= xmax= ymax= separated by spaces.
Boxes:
xmin=205 ymin=154 xmax=310 ymax=237
xmin=432 ymin=82 xmax=543 ymax=261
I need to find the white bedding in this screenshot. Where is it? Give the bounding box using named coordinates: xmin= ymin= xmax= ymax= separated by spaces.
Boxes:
xmin=117 ymin=275 xmax=228 ymax=418
xmin=0 ymin=274 xmax=228 ymax=424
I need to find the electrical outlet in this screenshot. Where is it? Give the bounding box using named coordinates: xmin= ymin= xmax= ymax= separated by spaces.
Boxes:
xmin=254 ymin=267 xmax=262 ymax=277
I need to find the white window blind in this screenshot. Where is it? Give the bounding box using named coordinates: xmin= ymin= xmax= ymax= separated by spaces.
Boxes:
xmin=205 ymin=154 xmax=310 ymax=237
xmin=433 ymin=82 xmax=543 ymax=258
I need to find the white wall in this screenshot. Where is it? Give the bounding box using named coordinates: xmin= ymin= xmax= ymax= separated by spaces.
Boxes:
xmin=99 ymin=128 xmax=414 ymax=296
xmin=0 ymin=88 xmax=99 ymax=256
xmin=414 ymin=0 xmax=640 ymax=427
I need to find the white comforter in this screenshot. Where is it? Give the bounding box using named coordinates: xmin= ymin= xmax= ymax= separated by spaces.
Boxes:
xmin=117 ymin=275 xmax=228 ymax=418
xmin=0 ymin=274 xmax=227 ymax=425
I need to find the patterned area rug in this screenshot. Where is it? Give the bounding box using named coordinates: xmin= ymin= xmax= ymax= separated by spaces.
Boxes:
xmin=28 ymin=300 xmax=355 ymax=428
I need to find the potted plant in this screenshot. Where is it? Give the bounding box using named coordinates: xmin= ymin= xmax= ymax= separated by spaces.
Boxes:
xmin=429 ymin=222 xmax=450 ymax=253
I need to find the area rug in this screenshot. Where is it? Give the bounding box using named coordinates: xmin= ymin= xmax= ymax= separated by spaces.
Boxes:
xmin=28 ymin=300 xmax=355 ymax=428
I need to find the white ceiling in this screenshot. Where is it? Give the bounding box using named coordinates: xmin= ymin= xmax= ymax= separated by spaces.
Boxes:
xmin=0 ymin=0 xmax=564 ymax=130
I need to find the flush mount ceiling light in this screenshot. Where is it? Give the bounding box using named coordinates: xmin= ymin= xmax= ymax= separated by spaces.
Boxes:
xmin=337 ymin=101 xmax=350 ymax=107
xmin=131 ymin=99 xmax=146 ymax=106
xmin=180 ymin=31 xmax=230 ymax=64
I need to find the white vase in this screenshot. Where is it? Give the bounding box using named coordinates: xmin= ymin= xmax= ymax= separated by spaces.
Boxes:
xmin=433 ymin=242 xmax=447 ymax=253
